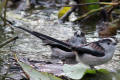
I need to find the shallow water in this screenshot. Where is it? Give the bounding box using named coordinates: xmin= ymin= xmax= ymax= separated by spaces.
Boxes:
xmin=0 ymin=7 xmax=120 ymax=80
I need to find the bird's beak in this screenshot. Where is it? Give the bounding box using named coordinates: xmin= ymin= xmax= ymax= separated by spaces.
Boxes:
xmin=112 ymin=37 xmax=119 ymax=45
xmin=115 ymin=39 xmax=119 ymax=45
xmin=113 ymin=43 xmax=117 ymax=45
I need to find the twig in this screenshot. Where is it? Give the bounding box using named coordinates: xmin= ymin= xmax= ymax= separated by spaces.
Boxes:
xmin=3 ymin=0 xmax=8 ymax=26
xmin=0 ymin=36 xmax=18 ymax=48
xmin=0 ymin=16 xmax=14 ymax=25
xmin=73 ymin=5 xmax=112 ymax=22
xmin=59 ymin=2 xmax=118 ymax=23
xmin=56 ymin=2 xmax=119 ymax=7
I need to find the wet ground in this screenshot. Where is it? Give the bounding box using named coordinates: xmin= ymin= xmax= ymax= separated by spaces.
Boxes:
xmin=1 ymin=7 xmax=120 ymax=76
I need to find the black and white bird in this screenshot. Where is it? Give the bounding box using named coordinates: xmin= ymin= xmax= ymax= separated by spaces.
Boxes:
xmin=73 ymin=37 xmax=117 ymax=68
xmin=51 ymin=30 xmax=86 ymax=64
xmin=15 ymin=26 xmax=117 ymax=68
xmin=16 ymin=26 xmax=87 ymax=64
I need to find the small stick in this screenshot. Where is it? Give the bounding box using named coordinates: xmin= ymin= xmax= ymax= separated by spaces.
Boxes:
xmin=0 ymin=36 xmax=18 ymax=48
xmin=73 ymin=5 xmax=112 ymax=22
xmin=57 ymin=2 xmax=119 ymax=7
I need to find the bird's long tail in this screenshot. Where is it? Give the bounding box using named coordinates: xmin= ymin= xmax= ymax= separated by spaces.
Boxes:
xmin=16 ymin=26 xmax=71 ymax=51
xmin=15 ymin=26 xmax=105 ymax=57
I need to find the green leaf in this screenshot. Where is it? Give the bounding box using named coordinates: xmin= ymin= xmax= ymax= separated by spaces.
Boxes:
xmin=85 ymin=69 xmax=109 ymax=75
xmin=63 ymin=63 xmax=89 ymax=79
xmin=85 ymin=69 xmax=96 ymax=74
xmin=58 ymin=7 xmax=71 ymax=19
xmin=97 ymin=69 xmax=109 ymax=74
xmin=17 ymin=60 xmax=63 ymax=80
xmin=85 ymin=0 xmax=99 ymax=10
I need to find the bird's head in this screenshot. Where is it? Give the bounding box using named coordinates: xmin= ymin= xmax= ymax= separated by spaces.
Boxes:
xmin=96 ymin=22 xmax=117 ymax=38
xmin=73 ymin=30 xmax=86 ymax=44
xmin=98 ymin=37 xmax=118 ymax=51
xmin=74 ymin=30 xmax=85 ymax=37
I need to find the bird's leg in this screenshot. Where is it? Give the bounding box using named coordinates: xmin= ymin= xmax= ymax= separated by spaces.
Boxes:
xmin=90 ymin=65 xmax=99 ymax=73
xmin=62 ymin=59 xmax=66 ymax=64
xmin=90 ymin=65 xmax=96 ymax=70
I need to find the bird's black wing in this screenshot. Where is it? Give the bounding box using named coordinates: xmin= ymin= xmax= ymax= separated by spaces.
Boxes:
xmin=72 ymin=46 xmax=105 ymax=57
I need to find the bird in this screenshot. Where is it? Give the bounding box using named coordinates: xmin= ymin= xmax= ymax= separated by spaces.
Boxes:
xmin=73 ymin=37 xmax=117 ymax=68
xmin=14 ymin=26 xmax=117 ymax=69
xmin=96 ymin=9 xmax=117 ymax=38
xmin=51 ymin=30 xmax=87 ymax=64
xmin=46 ymin=37 xmax=117 ymax=68
xmin=15 ymin=26 xmax=87 ymax=64
xmin=96 ymin=21 xmax=117 ymax=38
xmin=66 ymin=30 xmax=86 ymax=46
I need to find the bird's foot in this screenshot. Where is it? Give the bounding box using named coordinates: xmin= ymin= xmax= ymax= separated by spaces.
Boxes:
xmin=90 ymin=65 xmax=96 ymax=70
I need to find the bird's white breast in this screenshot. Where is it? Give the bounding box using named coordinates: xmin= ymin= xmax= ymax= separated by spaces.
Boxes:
xmin=75 ymin=44 xmax=115 ymax=66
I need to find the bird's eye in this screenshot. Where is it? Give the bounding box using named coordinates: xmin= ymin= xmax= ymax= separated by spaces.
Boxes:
xmin=76 ymin=34 xmax=80 ymax=37
xmin=107 ymin=42 xmax=110 ymax=45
